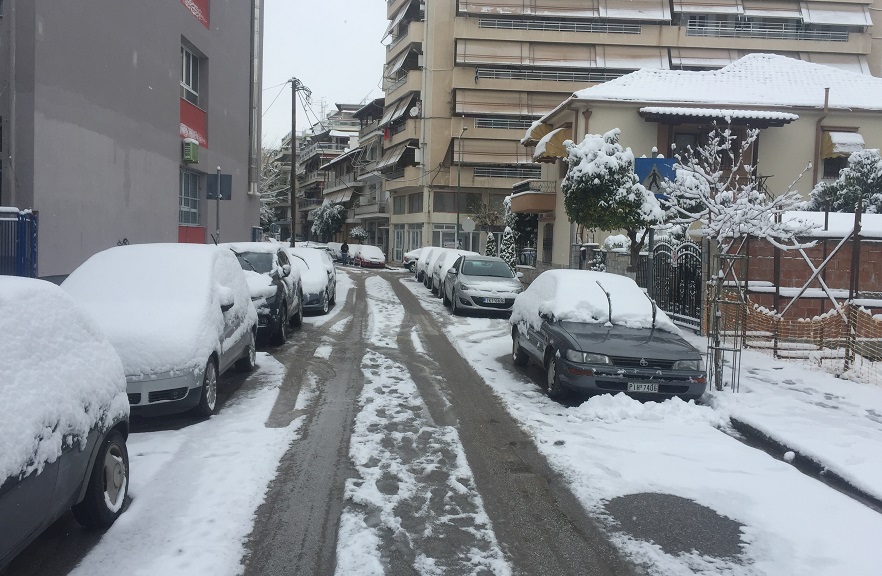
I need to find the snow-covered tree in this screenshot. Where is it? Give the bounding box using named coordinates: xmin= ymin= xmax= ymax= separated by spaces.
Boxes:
xmin=664 ymin=122 xmax=814 ymax=250
xmin=485 ymin=232 xmax=498 ymax=257
xmin=562 ymin=129 xmax=664 ymax=270
xmin=499 ymin=226 xmax=516 ymax=269
xmin=259 ymin=148 xmax=289 ymax=231
xmin=350 ymin=226 xmax=369 ymax=243
xmin=502 ymin=196 xmax=538 ymax=251
xmin=310 ymin=203 xmax=345 ymax=242
xmin=803 ymin=149 xmax=882 ymax=213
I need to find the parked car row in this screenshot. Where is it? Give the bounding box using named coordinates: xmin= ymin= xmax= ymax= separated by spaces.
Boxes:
xmin=412 ymin=247 xmax=524 ymax=316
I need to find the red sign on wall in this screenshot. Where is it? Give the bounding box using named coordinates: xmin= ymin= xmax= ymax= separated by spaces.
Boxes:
xmin=181 ymin=0 xmax=210 ymax=28
xmin=180 ymin=98 xmax=208 ymax=147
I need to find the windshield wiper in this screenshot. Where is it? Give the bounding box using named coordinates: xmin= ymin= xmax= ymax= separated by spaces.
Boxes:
xmin=229 ymin=249 xmax=259 ymax=272
xmin=595 ymin=280 xmax=612 ymax=324
xmin=290 ymin=253 xmax=310 ymax=269
xmin=644 ymin=292 xmax=658 ymax=328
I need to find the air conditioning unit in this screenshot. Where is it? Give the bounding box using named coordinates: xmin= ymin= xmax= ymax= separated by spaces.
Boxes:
xmin=182 ymin=140 xmax=199 ymax=164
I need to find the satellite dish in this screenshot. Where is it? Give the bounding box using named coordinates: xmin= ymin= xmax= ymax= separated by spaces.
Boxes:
xmin=409 ymin=106 xmax=420 ymax=117
xmin=462 ymin=217 xmax=476 ymax=233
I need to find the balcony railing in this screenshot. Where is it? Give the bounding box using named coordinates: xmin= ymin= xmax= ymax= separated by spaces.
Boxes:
xmin=297 ymin=198 xmax=322 ymax=210
xmin=686 ymin=21 xmax=850 ymax=42
xmin=476 ymin=67 xmax=624 ymax=84
xmin=386 ymin=74 xmax=408 ymax=94
xmin=299 ymin=141 xmax=349 ymax=159
xmin=513 ymin=179 xmax=557 ymax=194
xmin=478 ymin=18 xmax=641 ymax=35
xmin=354 ymin=201 xmax=389 ymax=216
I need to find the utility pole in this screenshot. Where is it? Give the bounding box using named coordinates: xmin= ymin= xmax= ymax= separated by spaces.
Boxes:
xmin=456 ymin=123 xmax=467 ymax=248
xmin=289 ymin=77 xmax=311 ymax=246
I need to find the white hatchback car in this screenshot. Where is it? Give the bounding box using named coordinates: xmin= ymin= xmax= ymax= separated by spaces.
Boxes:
xmin=63 ymin=244 xmax=258 ymax=417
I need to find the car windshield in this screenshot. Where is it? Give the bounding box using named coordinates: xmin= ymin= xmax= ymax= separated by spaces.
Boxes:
xmin=236 ymin=252 xmax=273 ymax=274
xmin=462 ymin=260 xmax=513 ymax=278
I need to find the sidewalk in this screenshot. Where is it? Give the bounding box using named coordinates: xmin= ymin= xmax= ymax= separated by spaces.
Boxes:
xmin=689 ymin=334 xmax=882 ymax=506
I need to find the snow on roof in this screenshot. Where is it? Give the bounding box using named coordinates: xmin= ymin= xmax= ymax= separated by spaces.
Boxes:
xmin=639 ymin=107 xmax=800 ymax=121
xmin=570 ymin=54 xmax=882 ymax=111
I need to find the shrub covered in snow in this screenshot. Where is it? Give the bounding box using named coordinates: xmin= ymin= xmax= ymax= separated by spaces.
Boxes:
xmin=803 ymin=149 xmax=882 ymax=214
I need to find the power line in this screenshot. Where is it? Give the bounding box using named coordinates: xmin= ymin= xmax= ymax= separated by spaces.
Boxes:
xmin=262 ymin=83 xmax=288 ymax=117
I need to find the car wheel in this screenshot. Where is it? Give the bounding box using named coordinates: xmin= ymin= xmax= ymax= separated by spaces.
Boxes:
xmin=546 ymin=354 xmax=568 ymax=400
xmin=512 ymin=331 xmax=529 ymax=367
xmin=72 ymin=429 xmax=129 ymax=529
xmin=235 ymin=331 xmax=257 ymax=372
xmin=321 ymin=291 xmax=330 ymax=315
xmin=329 ymin=285 xmax=336 ymax=306
xmin=451 ymin=290 xmax=460 ymax=315
xmin=273 ymin=304 xmax=288 ymax=344
xmin=196 ymin=358 xmax=220 ymax=417
xmin=291 ymin=294 xmax=304 ymax=328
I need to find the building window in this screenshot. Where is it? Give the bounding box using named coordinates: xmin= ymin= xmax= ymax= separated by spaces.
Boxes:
xmin=181 ymin=46 xmax=201 ymax=106
xmin=407 ymin=224 xmax=422 ymax=251
xmin=393 ymin=224 xmax=405 ymax=263
xmin=392 ymin=194 xmax=406 ymax=215
xmin=179 ymin=170 xmax=201 ymax=225
xmin=433 ymin=192 xmax=481 ymax=213
xmin=542 ymin=223 xmax=554 ymax=264
xmin=823 ymin=156 xmax=848 ymax=179
xmin=408 ymin=192 xmax=423 ymax=213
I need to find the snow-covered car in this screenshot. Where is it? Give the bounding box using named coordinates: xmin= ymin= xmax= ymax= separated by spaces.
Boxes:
xmin=414 ymin=247 xmax=438 ymax=282
xmin=423 ymin=248 xmax=459 ymax=291
xmin=442 ymin=255 xmax=523 ymax=315
xmin=402 ymin=247 xmax=424 ymax=271
xmin=223 ymin=242 xmax=303 ymax=344
xmin=430 ymin=249 xmax=475 ymax=296
xmin=0 ymin=277 xmax=130 ymax=570
xmin=63 ymin=244 xmax=258 ymax=417
xmin=352 ymin=244 xmax=386 ymax=268
xmin=510 ymin=270 xmax=706 ymax=401
xmin=325 ymin=241 xmax=343 ymax=261
xmin=287 ymin=246 xmax=337 ymax=314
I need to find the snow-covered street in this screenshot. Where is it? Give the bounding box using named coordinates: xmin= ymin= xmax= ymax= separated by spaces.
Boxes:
xmin=6 ymin=267 xmax=882 ymax=576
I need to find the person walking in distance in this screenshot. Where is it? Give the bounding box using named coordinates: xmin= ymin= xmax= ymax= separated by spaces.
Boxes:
xmin=340 ymin=241 xmax=349 ymax=265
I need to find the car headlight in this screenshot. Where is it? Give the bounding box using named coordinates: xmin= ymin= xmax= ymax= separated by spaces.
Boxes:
xmin=673 ymin=359 xmax=703 ymax=370
xmin=564 ymin=350 xmax=611 ymax=364
xmin=459 ymin=283 xmax=472 ymax=291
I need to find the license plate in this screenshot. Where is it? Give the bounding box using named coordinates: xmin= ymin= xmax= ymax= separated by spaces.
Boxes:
xmin=484 ymin=297 xmax=505 ymax=304
xmin=627 ymin=383 xmax=659 ymax=393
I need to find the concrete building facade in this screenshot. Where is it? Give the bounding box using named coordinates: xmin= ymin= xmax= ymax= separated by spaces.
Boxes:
xmin=0 ymin=0 xmax=263 ymax=277
xmin=380 ymin=0 xmax=881 ymax=263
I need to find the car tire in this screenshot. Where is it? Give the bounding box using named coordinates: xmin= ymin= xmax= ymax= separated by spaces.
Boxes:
xmin=442 ymin=286 xmax=451 ymax=306
xmin=546 ymin=354 xmax=568 ymax=400
xmin=329 ymin=285 xmax=336 ymax=306
xmin=273 ymin=304 xmax=288 ymax=344
xmin=235 ymin=331 xmax=257 ymax=372
xmin=321 ymin=292 xmax=330 ymax=315
xmin=72 ymin=429 xmax=129 ymax=529
xmin=291 ymin=294 xmax=304 ymax=328
xmin=512 ymin=331 xmax=529 ymax=367
xmin=196 ymin=358 xmax=220 ymax=417
xmin=451 ymin=290 xmax=460 ymax=315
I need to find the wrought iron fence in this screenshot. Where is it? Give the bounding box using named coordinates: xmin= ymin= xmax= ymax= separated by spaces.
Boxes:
xmin=0 ymin=209 xmax=39 ymax=278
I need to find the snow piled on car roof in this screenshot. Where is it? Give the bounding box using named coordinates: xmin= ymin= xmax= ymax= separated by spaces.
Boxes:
xmin=510 ymin=269 xmax=680 ymax=334
xmin=0 ymin=277 xmax=129 ymax=483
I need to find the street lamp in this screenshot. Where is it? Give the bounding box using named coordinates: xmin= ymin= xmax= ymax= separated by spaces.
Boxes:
xmin=456 ymin=124 xmax=467 ymax=248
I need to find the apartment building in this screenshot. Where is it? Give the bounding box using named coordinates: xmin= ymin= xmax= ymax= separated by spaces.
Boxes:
xmin=0 ymin=0 xmax=263 ymax=277
xmin=379 ymin=0 xmax=881 ymax=262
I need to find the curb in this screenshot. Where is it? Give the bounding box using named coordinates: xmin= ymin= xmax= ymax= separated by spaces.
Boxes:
xmin=729 ymin=417 xmax=882 ymax=514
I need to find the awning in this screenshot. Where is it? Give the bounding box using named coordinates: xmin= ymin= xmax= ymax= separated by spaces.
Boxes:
xmin=639 ymin=107 xmax=799 ymax=127
xmin=800 ymin=2 xmax=871 ymax=25
xmin=453 ymin=138 xmax=534 ymax=165
xmin=822 ymin=131 xmax=864 ymax=158
xmin=533 ymin=127 xmax=573 ymax=162
xmin=800 ymin=52 xmax=870 ymax=74
xmin=670 ymin=48 xmax=740 ymax=68
xmin=379 ymin=94 xmax=417 ymax=128
xmin=597 ymin=45 xmax=669 ymax=70
xmin=382 ymin=1 xmax=411 ymax=42
xmin=742 ymin=0 xmax=800 ymax=18
xmin=672 ymin=0 xmax=744 ymax=14
xmin=600 ymin=0 xmax=671 ymax=20
xmin=459 ymin=0 xmax=599 ymax=18
xmin=455 ymin=89 xmax=571 ymax=116
xmin=521 ymin=122 xmax=554 ymax=146
xmin=386 ymin=47 xmax=416 ymax=77
xmin=376 ymin=142 xmax=410 ymax=171
xmin=322 ymin=190 xmax=354 ymax=204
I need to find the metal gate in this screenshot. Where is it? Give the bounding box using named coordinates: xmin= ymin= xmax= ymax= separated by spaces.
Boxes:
xmin=0 ymin=209 xmax=39 ymax=278
xmin=650 ymin=240 xmax=702 ymax=329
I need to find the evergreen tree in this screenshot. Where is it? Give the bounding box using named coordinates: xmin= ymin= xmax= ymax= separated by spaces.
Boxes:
xmin=499 ymin=227 xmax=516 ymax=269
xmin=350 ymin=226 xmax=369 ymax=243
xmin=310 ymin=203 xmax=346 ymax=242
xmin=485 ymin=233 xmax=498 ymax=257
xmin=803 ymin=149 xmax=882 ymax=213
xmin=503 ymin=196 xmax=538 ymax=251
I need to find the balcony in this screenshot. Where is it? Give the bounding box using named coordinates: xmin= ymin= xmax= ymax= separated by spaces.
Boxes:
xmin=510 ymin=180 xmax=557 ymax=214
xmin=354 ymin=201 xmax=389 ymax=218
xmin=686 ymin=20 xmax=849 ymax=43
xmin=299 ymin=141 xmax=349 ymax=160
xmin=297 ymin=197 xmax=322 ymax=211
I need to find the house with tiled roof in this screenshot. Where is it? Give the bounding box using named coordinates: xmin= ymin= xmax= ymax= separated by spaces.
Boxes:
xmin=516 ymin=53 xmax=882 ymax=269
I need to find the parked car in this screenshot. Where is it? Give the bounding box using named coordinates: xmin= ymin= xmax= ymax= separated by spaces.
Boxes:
xmin=430 ymin=249 xmax=475 ymax=296
xmin=402 ymin=247 xmax=424 ymax=271
xmin=63 ymin=244 xmax=258 ymax=417
xmin=423 ymin=248 xmax=462 ymax=291
xmin=223 ymin=242 xmax=303 ymax=344
xmin=0 ymin=277 xmax=130 ymax=570
xmin=441 ymin=255 xmax=523 ymax=315
xmin=414 ymin=247 xmax=438 ymax=282
xmin=353 ymin=244 xmax=386 ymax=268
xmin=509 ymin=270 xmax=706 ymax=401
xmin=325 ymin=241 xmax=343 ymax=262
xmin=287 ymin=246 xmax=337 ymax=314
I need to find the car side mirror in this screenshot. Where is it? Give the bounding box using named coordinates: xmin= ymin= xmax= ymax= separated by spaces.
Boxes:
xmin=447 ymin=269 xmax=456 ymax=275
xmin=221 ymin=302 xmax=234 ymax=313
xmin=282 ymin=264 xmax=291 ymax=277
xmin=539 ymin=311 xmax=554 ymax=323
xmin=516 ymin=271 xmax=524 ymax=279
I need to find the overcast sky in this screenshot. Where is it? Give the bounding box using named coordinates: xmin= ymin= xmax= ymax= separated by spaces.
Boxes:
xmin=260 ymin=0 xmax=388 ymax=147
